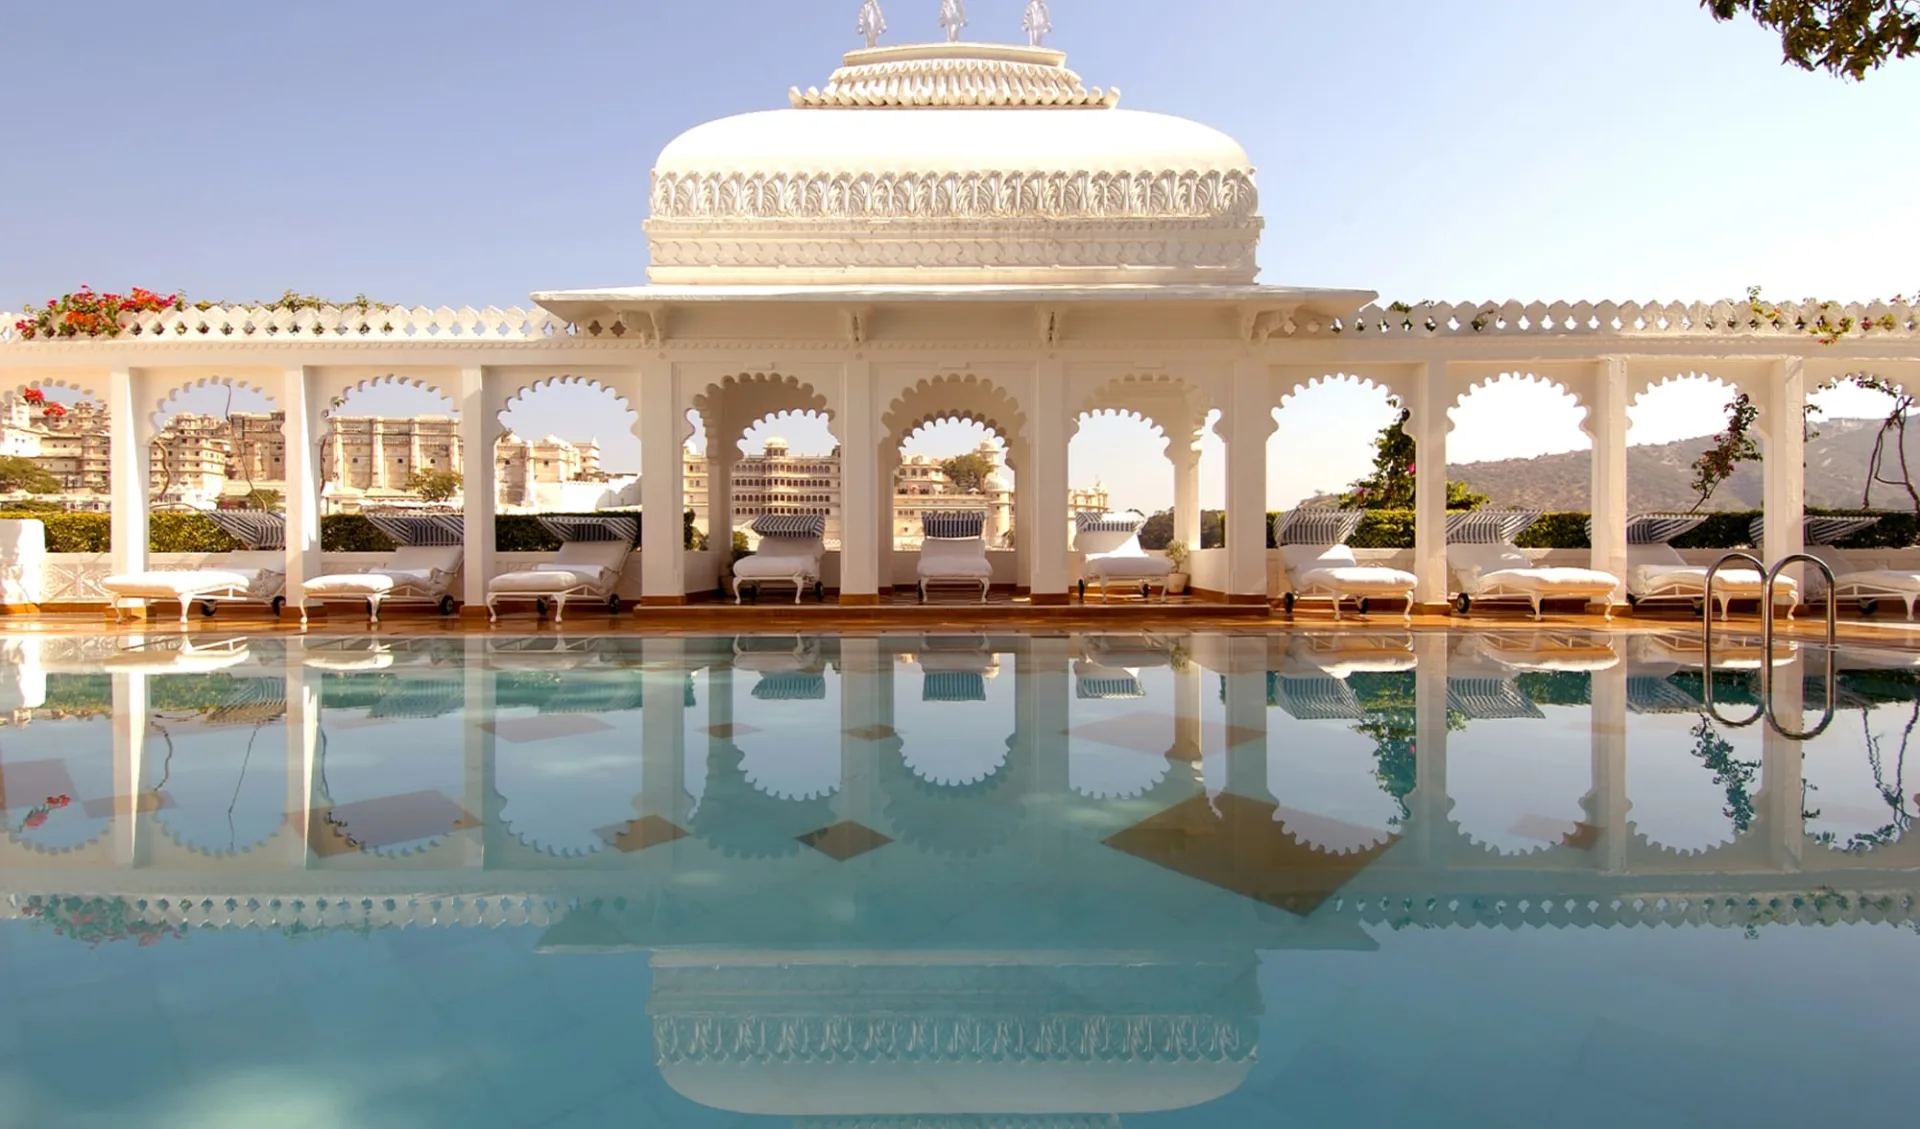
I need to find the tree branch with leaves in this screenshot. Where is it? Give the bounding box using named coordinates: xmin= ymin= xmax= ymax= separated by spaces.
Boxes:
xmin=1704 ymin=0 xmax=1920 ymax=80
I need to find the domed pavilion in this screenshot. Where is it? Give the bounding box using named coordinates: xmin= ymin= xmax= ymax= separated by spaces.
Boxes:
xmin=0 ymin=6 xmax=1913 ymax=613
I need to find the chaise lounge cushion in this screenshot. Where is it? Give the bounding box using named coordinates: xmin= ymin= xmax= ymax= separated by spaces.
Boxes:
xmin=918 ymin=537 xmax=992 ymax=579
xmin=1284 ymin=544 xmax=1415 ymax=595
xmin=103 ymin=552 xmax=286 ymax=600
xmin=1449 ymin=544 xmax=1619 ymax=599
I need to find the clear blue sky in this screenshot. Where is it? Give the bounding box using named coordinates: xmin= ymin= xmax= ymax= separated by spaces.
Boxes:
xmin=4 ymin=0 xmax=1915 ymax=508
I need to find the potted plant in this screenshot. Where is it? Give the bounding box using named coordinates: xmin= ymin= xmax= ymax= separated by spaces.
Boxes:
xmin=1164 ymin=539 xmax=1191 ymax=595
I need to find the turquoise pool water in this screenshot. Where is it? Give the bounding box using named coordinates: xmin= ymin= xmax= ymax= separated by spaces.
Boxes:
xmin=0 ymin=629 xmax=1915 ymax=1128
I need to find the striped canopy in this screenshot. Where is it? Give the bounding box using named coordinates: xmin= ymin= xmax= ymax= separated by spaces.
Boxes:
xmin=922 ymin=511 xmax=987 ymax=539
xmin=537 ymin=514 xmax=639 ymax=546
xmin=1266 ymin=672 xmax=1366 ymax=721
xmin=1446 ymin=509 xmax=1541 ymax=545
xmin=751 ymin=513 xmax=826 ymax=538
xmin=923 ymin=671 xmax=988 ymax=702
xmin=205 ymin=510 xmax=285 ymax=550
xmin=1272 ymin=508 xmax=1365 ymax=547
xmin=366 ymin=513 xmax=465 ymax=547
xmin=751 ymin=673 xmax=828 ymax=701
xmin=1615 ymin=513 xmax=1709 ymax=546
xmin=1074 ymin=511 xmax=1146 ymax=535
xmin=1747 ymin=514 xmax=1882 ymax=547
xmin=1076 ymin=672 xmax=1146 ymax=700
xmin=1446 ymin=676 xmax=1544 ymax=720
xmin=1626 ymin=675 xmax=1705 ymax=715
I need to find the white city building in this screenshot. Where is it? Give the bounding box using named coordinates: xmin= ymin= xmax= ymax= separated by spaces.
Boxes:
xmin=1 ymin=25 xmax=1916 ymax=607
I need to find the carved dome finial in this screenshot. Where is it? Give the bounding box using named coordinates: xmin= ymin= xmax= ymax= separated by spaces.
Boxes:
xmin=939 ymin=0 xmax=968 ymax=42
xmin=857 ymin=0 xmax=885 ymax=48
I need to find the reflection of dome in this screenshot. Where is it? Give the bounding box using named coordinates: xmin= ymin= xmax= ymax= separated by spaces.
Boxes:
xmin=651 ymin=957 xmax=1259 ymax=1119
xmin=646 ymin=42 xmax=1260 ymax=287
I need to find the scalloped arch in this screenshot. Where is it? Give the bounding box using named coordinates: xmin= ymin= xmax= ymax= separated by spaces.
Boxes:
xmin=7 ymin=375 xmax=104 ymax=403
xmin=149 ymin=376 xmax=278 ymax=420
xmin=694 ymin=372 xmax=833 ymax=442
xmin=1080 ymin=373 xmax=1216 ymax=440
xmin=321 ymin=372 xmax=456 ymax=413
xmin=882 ymin=374 xmax=1028 ymax=452
xmin=1277 ymin=370 xmax=1406 ymax=408
xmin=1451 ymin=370 xmax=1591 ymax=414
xmin=494 ymin=374 xmax=636 ymax=422
xmin=1629 ymin=369 xmax=1745 ymax=409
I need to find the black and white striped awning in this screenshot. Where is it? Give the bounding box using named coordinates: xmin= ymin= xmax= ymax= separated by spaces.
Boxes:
xmin=1615 ymin=513 xmax=1708 ymax=546
xmin=1447 ymin=509 xmax=1542 ymax=545
xmin=1267 ymin=672 xmax=1366 ymax=720
xmin=205 ymin=510 xmax=285 ymax=550
xmin=1077 ymin=673 xmax=1146 ymax=700
xmin=922 ymin=511 xmax=987 ymax=539
xmin=752 ymin=673 xmax=828 ymax=701
xmin=536 ymin=514 xmax=639 ymax=546
xmin=1273 ymin=508 xmax=1365 ymax=547
xmin=368 ymin=678 xmax=465 ymax=720
xmin=751 ymin=514 xmax=826 ymax=538
xmin=1626 ymin=675 xmax=1705 ymax=715
xmin=1446 ymin=677 xmax=1544 ymax=720
xmin=366 ymin=513 xmax=466 ymax=547
xmin=923 ymin=671 xmax=988 ymax=702
xmin=1074 ymin=511 xmax=1146 ymax=535
xmin=1747 ymin=514 xmax=1882 ymax=547
xmin=539 ymin=673 xmax=647 ymax=715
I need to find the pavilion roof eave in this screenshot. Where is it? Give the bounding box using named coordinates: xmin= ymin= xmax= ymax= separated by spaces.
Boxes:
xmin=528 ymin=282 xmax=1379 ymax=326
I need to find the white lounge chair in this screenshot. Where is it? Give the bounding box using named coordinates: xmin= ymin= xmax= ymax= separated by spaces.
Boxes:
xmin=486 ymin=516 xmax=636 ymax=623
xmin=1752 ymin=514 xmax=1918 ymax=619
xmin=1447 ymin=510 xmax=1620 ymax=620
xmin=917 ymin=511 xmax=992 ymax=603
xmin=102 ymin=510 xmax=289 ymax=624
xmin=1074 ymin=512 xmax=1172 ymax=602
xmin=734 ymin=514 xmax=827 ymax=604
xmin=1275 ymin=509 xmax=1414 ymax=621
xmin=1622 ymin=513 xmax=1797 ymax=619
xmin=298 ymin=514 xmax=465 ymax=624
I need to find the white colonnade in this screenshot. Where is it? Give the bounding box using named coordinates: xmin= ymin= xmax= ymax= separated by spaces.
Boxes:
xmin=1 ymin=299 xmax=1917 ymax=610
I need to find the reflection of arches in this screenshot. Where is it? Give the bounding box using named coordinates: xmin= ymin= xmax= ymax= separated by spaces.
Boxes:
xmin=0 ymin=717 xmax=115 ymax=855
xmin=1447 ymin=720 xmax=1592 ymax=856
xmin=688 ymin=741 xmax=836 ymax=858
xmin=493 ymin=712 xmax=646 ymax=858
xmin=881 ymin=732 xmax=1025 ymax=856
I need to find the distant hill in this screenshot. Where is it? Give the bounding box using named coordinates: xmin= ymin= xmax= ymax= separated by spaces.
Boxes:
xmin=1444 ymin=417 xmax=1920 ymax=512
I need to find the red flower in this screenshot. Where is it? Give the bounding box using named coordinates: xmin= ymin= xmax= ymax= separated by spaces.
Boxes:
xmin=47 ymin=794 xmax=70 ymax=808
xmin=24 ymin=810 xmax=48 ymax=829
xmin=22 ymin=388 xmax=44 ymax=404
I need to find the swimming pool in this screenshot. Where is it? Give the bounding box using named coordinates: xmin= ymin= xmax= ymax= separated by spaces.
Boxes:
xmin=0 ymin=629 xmax=1915 ymax=1128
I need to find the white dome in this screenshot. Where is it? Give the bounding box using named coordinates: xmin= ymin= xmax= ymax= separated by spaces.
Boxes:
xmin=645 ymin=43 xmax=1263 ymax=287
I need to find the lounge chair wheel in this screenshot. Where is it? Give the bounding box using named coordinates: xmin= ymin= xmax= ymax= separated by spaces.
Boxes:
xmin=1860 ymin=598 xmax=1880 ymax=617
xmin=815 ymin=582 xmax=825 ymax=602
xmin=1690 ymin=597 xmax=1706 ymax=616
xmin=1282 ymin=592 xmax=1295 ymax=614
xmin=1455 ymin=594 xmax=1472 ymax=615
xmin=1077 ymin=579 xmax=1086 ymax=602
xmin=606 ymin=595 xmax=622 ymax=614
xmin=438 ymin=596 xmax=457 ymax=617
xmin=535 ymin=598 xmax=549 ymax=619
xmin=1626 ymin=593 xmax=1639 ymax=608
xmin=270 ymin=596 xmax=285 ymax=618
xmin=1141 ymin=582 xmax=1151 ymax=598
xmin=197 ymin=602 xmax=217 ymax=619
xmin=1358 ymin=598 xmax=1371 ymax=616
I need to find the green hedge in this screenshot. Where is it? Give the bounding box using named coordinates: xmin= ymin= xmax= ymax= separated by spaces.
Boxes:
xmin=0 ymin=510 xmax=699 ymax=553
xmin=1262 ymin=508 xmax=1920 ymax=551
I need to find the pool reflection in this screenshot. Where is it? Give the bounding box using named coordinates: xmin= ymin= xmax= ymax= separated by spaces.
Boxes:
xmin=1 ymin=629 xmax=1917 ymax=1126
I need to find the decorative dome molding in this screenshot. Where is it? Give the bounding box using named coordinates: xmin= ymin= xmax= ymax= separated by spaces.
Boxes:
xmin=645 ymin=41 xmax=1261 ymax=285
xmin=789 ymin=43 xmax=1119 ymax=109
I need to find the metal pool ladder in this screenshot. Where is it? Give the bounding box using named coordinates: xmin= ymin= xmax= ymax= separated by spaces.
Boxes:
xmin=1700 ymin=552 xmax=1838 ymax=739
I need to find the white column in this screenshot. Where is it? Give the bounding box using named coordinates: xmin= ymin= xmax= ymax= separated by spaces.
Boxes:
xmin=1588 ymin=356 xmax=1630 ymax=607
xmin=640 ymin=637 xmax=692 ymax=830
xmin=111 ymin=671 xmax=148 ymax=866
xmin=640 ymin=360 xmax=686 ymax=603
xmin=1410 ymin=360 xmax=1449 ymax=609
xmin=1410 ymin=633 xmax=1450 ymax=865
xmin=285 ymin=652 xmax=321 ymax=864
xmin=107 ymin=368 xmax=151 ymax=577
xmin=836 ymin=637 xmax=890 ymax=828
xmin=1761 ymin=357 xmax=1808 ymax=588
xmin=1225 ymin=359 xmax=1270 ymax=601
xmin=1172 ymin=439 xmax=1201 ymax=550
xmin=457 ymin=366 xmax=497 ymax=612
xmin=1029 ymin=360 xmax=1070 ymax=603
xmin=1012 ymin=442 xmax=1032 ymax=593
xmin=839 ymin=361 xmax=880 ymax=603
xmin=1588 ymin=651 xmax=1630 ymax=873
xmin=1221 ymin=636 xmax=1271 ymax=800
xmin=282 ymin=366 xmax=323 ymax=596
xmin=1761 ymin=652 xmax=1806 ymax=871
xmin=708 ymin=445 xmax=735 ymax=565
